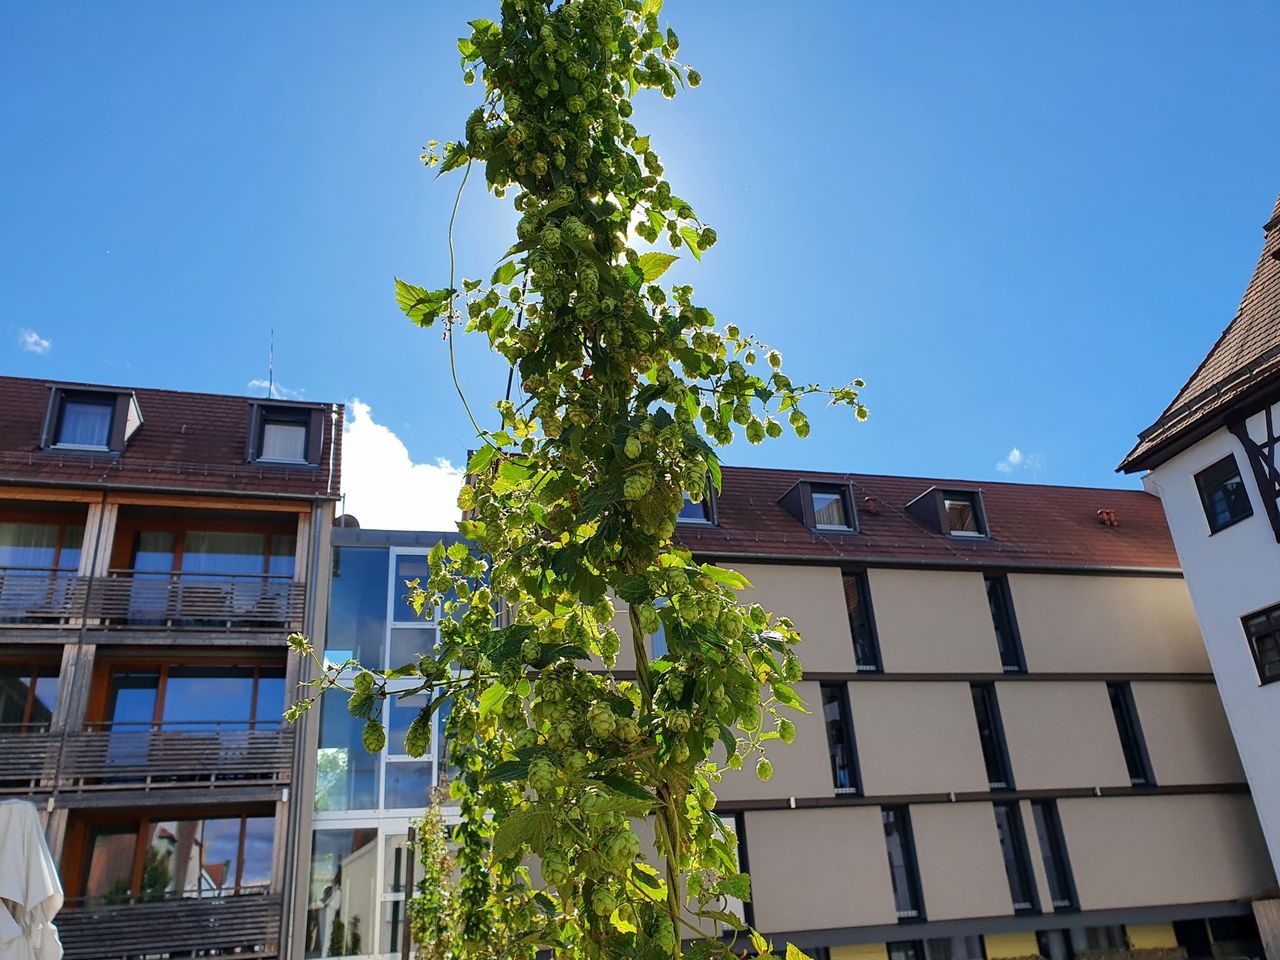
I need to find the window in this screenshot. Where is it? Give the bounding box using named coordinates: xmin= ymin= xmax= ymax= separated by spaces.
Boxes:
xmin=944 ymin=493 xmax=986 ymax=537
xmin=54 ymin=393 xmax=115 ymax=449
xmin=99 ymin=661 xmax=285 ymax=732
xmin=925 ymin=937 xmax=986 ymax=960
xmin=1242 ymin=602 xmax=1280 ymax=685
xmin=821 ymin=682 xmax=861 ymax=793
xmin=882 ymin=806 xmax=924 ymax=921
xmin=889 ymin=943 xmax=926 ymax=960
xmin=844 ymin=572 xmax=882 ymax=672
xmin=1074 ymin=927 xmax=1128 ymax=953
xmin=985 ymin=575 xmax=1025 ymax=673
xmin=1195 ymin=455 xmax=1253 ymax=533
xmin=259 ymin=412 xmax=308 ymax=462
xmin=1036 ymin=931 xmax=1073 ymax=960
xmin=971 ymin=683 xmax=1013 ymax=790
xmin=677 ymin=490 xmax=714 ymax=524
xmin=0 ymin=662 xmax=59 ymax=732
xmin=1031 ymin=800 xmax=1076 ymax=910
xmin=812 ymin=485 xmax=854 ymax=530
xmin=1107 ymin=682 xmax=1154 ymax=785
xmin=993 ymin=802 xmax=1038 ymax=913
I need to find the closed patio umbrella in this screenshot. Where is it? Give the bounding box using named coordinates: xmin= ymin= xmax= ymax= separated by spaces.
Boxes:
xmin=0 ymin=799 xmax=62 ymax=960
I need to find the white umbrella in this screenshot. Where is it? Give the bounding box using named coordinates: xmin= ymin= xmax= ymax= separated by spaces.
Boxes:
xmin=0 ymin=799 xmax=63 ymax=960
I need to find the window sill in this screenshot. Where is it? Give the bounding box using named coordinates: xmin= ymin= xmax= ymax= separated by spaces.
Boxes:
xmin=49 ymin=443 xmax=113 ymax=453
xmin=813 ymin=525 xmax=858 ymax=534
xmin=948 ymin=531 xmax=989 ymax=539
xmin=254 ymin=458 xmax=317 ymax=467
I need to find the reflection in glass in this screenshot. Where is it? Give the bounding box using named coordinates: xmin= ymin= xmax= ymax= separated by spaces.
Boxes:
xmin=328 ymin=548 xmax=390 ymax=668
xmin=255 ymin=670 xmax=286 ymax=727
xmin=182 ymin=532 xmax=269 ymax=578
xmin=384 ymin=761 xmax=432 ymax=810
xmin=240 ymin=816 xmax=275 ymax=888
xmin=83 ymin=825 xmax=135 ymax=905
xmin=0 ymin=666 xmax=59 ymax=731
xmin=316 ymin=697 xmax=379 ymax=812
xmin=163 ymin=667 xmax=255 ymax=730
xmin=389 ymin=627 xmax=436 ymax=667
xmin=269 ymin=534 xmax=297 ymax=577
xmin=307 ymin=829 xmax=378 ymax=959
xmin=387 ymin=687 xmax=431 ymax=749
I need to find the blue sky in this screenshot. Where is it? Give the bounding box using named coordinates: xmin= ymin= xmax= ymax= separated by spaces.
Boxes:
xmin=3 ymin=2 xmax=1278 ymax=512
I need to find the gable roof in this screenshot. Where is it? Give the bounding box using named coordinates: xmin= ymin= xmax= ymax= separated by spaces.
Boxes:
xmin=1119 ymin=193 xmax=1280 ymax=473
xmin=0 ymin=376 xmax=343 ymax=500
xmin=676 ymin=465 xmax=1180 ymax=573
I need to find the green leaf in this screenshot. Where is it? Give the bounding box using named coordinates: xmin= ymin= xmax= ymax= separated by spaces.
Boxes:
xmin=478 ymin=681 xmax=509 ymax=718
xmin=718 ymin=723 xmax=738 ymax=762
xmin=531 ymin=643 xmax=590 ymax=669
xmin=641 ymin=0 xmax=663 ymax=17
xmin=492 ymin=261 xmax=519 ymax=286
xmin=700 ymin=564 xmax=752 ymax=590
xmin=484 ymin=757 xmax=533 ymax=784
xmin=770 ymin=681 xmax=808 ymax=713
xmin=786 ymin=946 xmax=816 ymax=960
xmin=715 ymin=872 xmax=752 ymax=901
xmin=361 ymin=717 xmax=386 ymax=753
xmin=394 ymin=278 xmax=453 ymax=328
xmin=638 ymin=252 xmax=678 ymax=281
xmin=632 ymin=135 xmax=651 ymax=153
xmin=482 ymin=623 xmax=535 ymax=667
xmin=680 ymin=225 xmax=703 ymax=261
xmin=616 ymin=575 xmax=652 ymax=605
xmin=347 ymin=691 xmax=375 ymax=720
xmin=598 ymin=774 xmax=657 ymax=804
xmin=438 ymin=141 xmax=469 ymax=175
xmin=492 ymin=807 xmax=553 ymax=861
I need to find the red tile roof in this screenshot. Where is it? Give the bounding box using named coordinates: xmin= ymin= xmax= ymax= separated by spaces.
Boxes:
xmin=0 ymin=376 xmax=343 ymax=500
xmin=676 ymin=466 xmax=1180 ymax=573
xmin=1120 ymin=193 xmax=1280 ymax=472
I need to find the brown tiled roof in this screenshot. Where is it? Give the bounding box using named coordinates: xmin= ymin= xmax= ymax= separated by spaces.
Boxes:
xmin=0 ymin=376 xmax=343 ymax=500
xmin=676 ymin=466 xmax=1180 ymax=573
xmin=1120 ymin=193 xmax=1280 ymax=472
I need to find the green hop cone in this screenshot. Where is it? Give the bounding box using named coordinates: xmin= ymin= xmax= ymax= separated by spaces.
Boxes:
xmin=687 ymin=69 xmax=702 ymax=87
xmin=624 ymin=435 xmax=642 ymax=459
xmin=541 ymin=225 xmax=561 ymax=249
xmin=362 ymin=718 xmax=386 ymax=754
xmin=638 ymin=602 xmax=661 ymax=635
xmin=653 ymin=917 xmax=676 ymax=953
xmin=521 ymin=638 xmax=541 ymax=664
xmin=778 ymin=718 xmax=796 ymax=744
xmin=529 ymin=757 xmax=556 ymax=795
xmin=404 ymin=709 xmax=433 ymax=757
xmin=765 ymin=418 xmax=783 ymax=439
xmin=665 ymin=673 xmax=684 ymax=700
xmin=699 ymin=226 xmax=717 ymax=248
xmin=666 ymin=709 xmax=690 ymax=733
xmin=672 ymin=740 xmax=690 ymax=763
xmin=623 ymin=473 xmax=653 ymax=500
xmin=541 ymin=849 xmax=570 ymax=887
xmin=567 ymin=95 xmax=586 ymax=113
xmin=756 ymin=756 xmax=774 ymax=782
xmin=591 ymin=887 xmax=617 ymax=918
xmin=587 ymin=702 xmax=616 ymax=739
xmin=614 ymin=717 xmax=640 ymax=743
xmin=746 ymin=418 xmax=765 ymax=444
xmin=717 ymin=608 xmax=744 ymax=640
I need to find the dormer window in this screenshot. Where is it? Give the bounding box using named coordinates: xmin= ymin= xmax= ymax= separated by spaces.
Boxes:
xmin=249 ymin=402 xmax=323 ymax=465
xmin=677 ymin=490 xmax=715 ymax=525
xmin=812 ymin=485 xmax=853 ymax=530
xmin=42 ymin=385 xmax=143 ymax=453
xmin=261 ymin=414 xmax=307 ymax=462
xmin=944 ymin=493 xmax=986 ymax=537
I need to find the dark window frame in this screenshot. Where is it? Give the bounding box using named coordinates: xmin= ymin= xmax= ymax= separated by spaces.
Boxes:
xmin=41 ymin=386 xmax=141 ymax=454
xmin=882 ymin=805 xmax=926 ymax=922
xmin=844 ymin=570 xmax=883 ymax=673
xmin=0 ymin=660 xmax=61 ymax=732
xmin=248 ymin=402 xmax=324 ymax=466
xmin=985 ymin=574 xmax=1026 ymax=673
xmin=820 ymin=682 xmax=862 ymax=794
xmin=1195 ymin=454 xmax=1253 ymax=534
xmin=810 ymin=483 xmax=857 ymax=532
xmin=971 ymin=682 xmax=1015 ymax=790
xmin=993 ymin=801 xmax=1040 ymax=914
xmin=676 ymin=484 xmax=717 ymax=525
xmin=1107 ymin=681 xmax=1155 ymax=786
xmin=942 ymin=490 xmax=988 ymax=538
xmin=1031 ymin=799 xmax=1078 ymax=912
xmin=1242 ymin=601 xmax=1280 ymax=686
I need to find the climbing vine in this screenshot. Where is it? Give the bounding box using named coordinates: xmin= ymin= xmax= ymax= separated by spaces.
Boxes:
xmin=289 ymin=1 xmax=865 ymax=957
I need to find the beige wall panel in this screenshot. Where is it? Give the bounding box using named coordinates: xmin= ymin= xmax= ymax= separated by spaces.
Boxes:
xmin=911 ymin=802 xmax=1013 ymax=921
xmin=997 ymin=681 xmax=1131 ymax=791
xmin=732 ymin=563 xmax=856 ymax=674
xmin=1131 ymin=681 xmax=1245 ymax=785
xmin=1059 ymin=794 xmax=1274 ymax=910
xmin=868 ymin=569 xmax=1003 ymax=673
xmin=1007 ymin=574 xmax=1207 ymax=674
xmin=851 ymin=682 xmax=990 ymax=795
xmin=716 ymin=681 xmax=834 ymax=802
xmin=746 ymin=807 xmax=897 ymax=932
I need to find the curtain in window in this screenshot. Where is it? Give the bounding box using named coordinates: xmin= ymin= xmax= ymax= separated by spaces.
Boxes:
xmin=59 ymin=400 xmax=113 ymax=446
xmin=261 ymin=422 xmax=306 ymax=461
xmin=0 ymin=522 xmax=58 ymax=569
xmin=182 ymin=531 xmax=267 ymax=577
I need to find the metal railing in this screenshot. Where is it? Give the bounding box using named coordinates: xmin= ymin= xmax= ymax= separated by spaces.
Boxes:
xmin=0 ymin=565 xmax=305 ymax=631
xmin=0 ymin=721 xmax=295 ymax=794
xmin=59 ymin=890 xmax=281 ymax=960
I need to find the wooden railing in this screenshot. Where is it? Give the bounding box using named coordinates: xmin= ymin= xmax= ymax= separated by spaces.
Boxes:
xmin=0 ymin=567 xmax=85 ymax=624
xmin=59 ymin=891 xmax=282 ymax=960
xmin=0 ymin=566 xmax=305 ymax=631
xmin=0 ymin=722 xmax=295 ymax=794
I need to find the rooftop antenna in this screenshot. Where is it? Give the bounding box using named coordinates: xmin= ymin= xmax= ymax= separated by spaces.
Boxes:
xmin=267 ymin=329 xmax=274 ymax=398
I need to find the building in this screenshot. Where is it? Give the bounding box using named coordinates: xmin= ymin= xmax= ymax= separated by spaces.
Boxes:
xmin=295 ymin=525 xmax=464 ymax=959
xmin=1119 ymin=192 xmax=1280 ymax=943
xmin=0 ymin=375 xmax=341 ymax=959
xmin=655 ymin=466 xmax=1269 ymax=960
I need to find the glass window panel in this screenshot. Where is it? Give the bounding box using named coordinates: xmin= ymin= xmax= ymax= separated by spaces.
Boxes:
xmin=0 ymin=668 xmax=29 ymax=727
xmin=972 ymin=684 xmax=1011 ymax=789
xmin=986 ymin=575 xmax=1025 ymax=673
xmin=1037 ymin=931 xmax=1072 ymax=960
xmin=927 ymin=937 xmax=984 ymax=960
xmin=316 ymin=697 xmax=380 ymax=812
xmin=255 ymin=670 xmax=286 ymax=727
xmin=240 ymin=816 xmax=275 ymax=890
xmin=261 ymin=420 xmax=307 ymax=461
xmin=143 ymin=819 xmax=188 ymax=900
xmin=1032 ymin=801 xmax=1075 ymax=909
xmin=1196 ymin=455 xmax=1252 ymax=533
xmin=889 ymin=945 xmax=925 ymax=960
xmin=163 ymin=666 xmax=256 ymax=730
xmin=677 ymin=494 xmax=711 ymax=523
xmin=882 ymin=807 xmax=922 ymax=919
xmin=196 ymin=818 xmax=243 ymax=896
xmin=387 ymin=686 xmax=431 ymax=752
xmin=306 ymin=829 xmax=379 ymax=959
xmin=822 ymin=683 xmax=858 ymax=791
xmin=392 ymin=554 xmax=433 ymax=623
xmin=84 ymin=824 xmax=138 ymax=905
xmin=181 ymin=531 xmax=268 ymax=577
xmin=385 ymin=760 xmax=433 ymax=810
xmin=328 ymin=547 xmax=389 ymax=668
xmin=812 ymin=490 xmax=849 ymax=528
xmin=844 ymin=572 xmax=881 ymax=671
xmin=57 ymin=398 xmax=113 ymax=447
xmin=268 ymin=533 xmax=297 ymax=577
xmin=107 ymin=671 xmax=160 ymax=726
xmin=0 ymin=522 xmax=58 ymax=569
xmin=132 ymin=531 xmax=176 ymax=572
xmin=383 ymin=835 xmax=409 ymax=894
xmin=1108 ymin=682 xmax=1152 ymax=785
xmin=389 ymin=627 xmax=436 ymax=667
xmin=59 ymin=526 xmax=84 ymax=571
xmin=945 ymin=496 xmax=983 ymax=535
xmin=993 ymin=803 xmax=1037 ymax=912
xmin=30 ymin=675 xmax=58 ymax=729
xmin=381 ymin=899 xmax=405 ymax=959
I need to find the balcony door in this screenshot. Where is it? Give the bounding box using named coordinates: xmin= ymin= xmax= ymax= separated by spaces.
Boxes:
xmin=0 ymin=507 xmax=85 ymax=622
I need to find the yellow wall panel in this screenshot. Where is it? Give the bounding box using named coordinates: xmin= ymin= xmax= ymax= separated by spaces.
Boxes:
xmin=830 ymin=945 xmax=888 ymax=960
xmin=984 ymin=932 xmax=1040 ymax=958
xmin=1128 ymin=923 xmax=1179 ymax=949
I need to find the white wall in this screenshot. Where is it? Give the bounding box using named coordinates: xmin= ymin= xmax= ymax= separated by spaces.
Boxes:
xmin=1145 ymin=413 xmax=1280 ymax=880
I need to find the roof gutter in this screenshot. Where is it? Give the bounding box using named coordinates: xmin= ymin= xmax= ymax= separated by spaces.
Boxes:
xmin=0 ymin=475 xmax=340 ymax=502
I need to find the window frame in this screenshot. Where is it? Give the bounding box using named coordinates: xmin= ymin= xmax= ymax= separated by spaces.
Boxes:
xmin=993 ymin=801 xmax=1039 ymax=914
xmin=985 ymin=574 xmax=1026 ymax=673
xmin=882 ymin=805 xmax=926 ymax=922
xmin=809 ymin=483 xmax=857 ymax=532
xmin=0 ymin=659 xmax=61 ymax=732
xmin=844 ymin=570 xmax=883 ymax=673
xmin=676 ymin=485 xmax=716 ymax=525
xmin=1194 ymin=454 xmax=1254 ymax=534
xmin=1243 ymin=601 xmax=1280 ymax=686
xmin=942 ymin=491 xmax=988 ymax=538
xmin=42 ymin=387 xmax=142 ymax=454
xmin=1107 ymin=681 xmax=1155 ymax=786
xmin=820 ymin=682 xmax=862 ymax=794
xmin=248 ymin=402 xmax=323 ymax=466
xmin=971 ymin=682 xmax=1014 ymax=790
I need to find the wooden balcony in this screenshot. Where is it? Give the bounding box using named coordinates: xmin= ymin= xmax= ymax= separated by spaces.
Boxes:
xmin=0 ymin=566 xmax=305 ymax=637
xmin=59 ymin=891 xmax=282 ymax=960
xmin=0 ymin=722 xmax=295 ymax=795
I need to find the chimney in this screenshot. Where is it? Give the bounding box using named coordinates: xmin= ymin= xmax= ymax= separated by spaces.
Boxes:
xmin=1097 ymin=509 xmax=1119 ymax=527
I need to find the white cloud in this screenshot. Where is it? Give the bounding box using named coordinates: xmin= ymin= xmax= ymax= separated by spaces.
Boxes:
xmin=247 ymin=378 xmax=303 ymax=400
xmin=18 ymin=329 xmax=51 ymax=355
xmin=340 ymin=399 xmax=464 ymax=531
xmin=997 ymin=446 xmax=1045 ymax=474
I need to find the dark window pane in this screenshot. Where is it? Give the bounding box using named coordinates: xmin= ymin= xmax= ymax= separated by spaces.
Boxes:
xmin=972 ymin=684 xmax=1012 ymax=789
xmin=1037 ymin=930 xmax=1073 ymax=960
xmin=986 ymin=575 xmax=1025 ymax=672
xmin=240 ymin=816 xmax=275 ymax=889
xmin=328 ymin=547 xmax=389 ymax=668
xmin=821 ymin=683 xmax=859 ymax=792
xmin=1242 ymin=604 xmax=1280 ymax=685
xmin=107 ymin=671 xmax=160 ymax=726
xmin=393 ymin=554 xmax=433 ymax=623
xmin=993 ymin=803 xmax=1038 ymax=912
xmin=882 ymin=807 xmax=923 ymax=920
xmin=1032 ymin=800 xmax=1076 ymax=910
xmin=678 ymin=493 xmax=711 ymax=523
xmin=1195 ymin=455 xmax=1253 ymax=533
xmin=385 ymin=760 xmax=433 ymax=809
xmin=1108 ymin=682 xmax=1153 ymax=785
xmin=268 ymin=533 xmax=297 ymax=577
xmin=84 ymin=824 xmax=138 ymax=905
xmin=181 ymin=531 xmax=268 ymax=578
xmin=0 ymin=669 xmax=31 ymax=726
xmin=261 ymin=420 xmax=308 ymax=461
xmin=844 ymin=573 xmax=881 ymax=672
xmin=254 ymin=670 xmax=286 ymax=727
xmin=813 ymin=489 xmax=850 ymax=528
xmin=945 ymin=496 xmax=983 ymax=536
xmin=59 ymin=525 xmax=84 ymax=571
xmin=30 ymin=675 xmax=58 ymax=729
xmin=1072 ymin=926 xmax=1127 ymax=953
xmin=163 ymin=666 xmax=255 ymax=730
xmin=58 ymin=398 xmax=113 ymax=447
